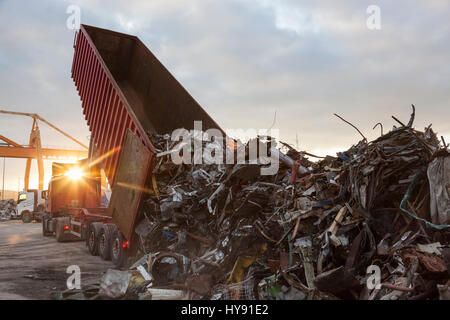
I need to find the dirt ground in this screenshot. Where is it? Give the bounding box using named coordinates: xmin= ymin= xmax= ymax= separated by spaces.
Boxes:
xmin=0 ymin=220 xmax=113 ymax=300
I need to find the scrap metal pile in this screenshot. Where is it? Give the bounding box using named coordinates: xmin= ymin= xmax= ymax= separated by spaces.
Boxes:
xmin=0 ymin=199 xmax=16 ymax=221
xmin=62 ymin=107 xmax=450 ymax=300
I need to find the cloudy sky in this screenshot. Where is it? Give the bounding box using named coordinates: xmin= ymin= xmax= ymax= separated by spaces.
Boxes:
xmin=0 ymin=0 xmax=449 ymax=191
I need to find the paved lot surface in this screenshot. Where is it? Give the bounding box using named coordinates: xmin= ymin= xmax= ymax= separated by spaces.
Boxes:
xmin=0 ymin=220 xmax=113 ymax=300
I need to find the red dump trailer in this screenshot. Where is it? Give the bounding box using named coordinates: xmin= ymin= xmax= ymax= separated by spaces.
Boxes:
xmin=43 ymin=24 xmax=221 ymax=267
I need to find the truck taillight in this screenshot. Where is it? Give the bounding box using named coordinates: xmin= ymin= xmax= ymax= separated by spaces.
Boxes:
xmin=122 ymin=241 xmax=129 ymax=248
xmin=64 ymin=225 xmax=70 ymax=230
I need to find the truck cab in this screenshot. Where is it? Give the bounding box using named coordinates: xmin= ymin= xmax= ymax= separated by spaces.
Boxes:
xmin=45 ymin=161 xmax=102 ymax=214
xmin=17 ymin=189 xmax=47 ymax=223
xmin=42 ymin=160 xmax=105 ymax=240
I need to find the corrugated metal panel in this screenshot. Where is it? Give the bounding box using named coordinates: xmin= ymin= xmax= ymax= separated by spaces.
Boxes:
xmin=71 ymin=27 xmax=155 ymax=185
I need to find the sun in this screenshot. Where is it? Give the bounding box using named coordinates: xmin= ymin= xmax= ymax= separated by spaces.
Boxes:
xmin=64 ymin=168 xmax=84 ymax=180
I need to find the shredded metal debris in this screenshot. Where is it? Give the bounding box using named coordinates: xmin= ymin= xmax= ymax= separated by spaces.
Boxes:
xmin=59 ymin=107 xmax=450 ymax=300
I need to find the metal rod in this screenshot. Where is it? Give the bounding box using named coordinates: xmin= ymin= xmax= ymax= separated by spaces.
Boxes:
xmin=334 ymin=113 xmax=367 ymax=141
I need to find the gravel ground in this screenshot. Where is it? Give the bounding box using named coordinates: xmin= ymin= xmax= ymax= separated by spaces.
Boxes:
xmin=0 ymin=220 xmax=113 ymax=300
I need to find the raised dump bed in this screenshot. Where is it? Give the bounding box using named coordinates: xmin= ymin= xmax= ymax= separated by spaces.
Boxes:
xmin=71 ymin=24 xmax=221 ymax=241
xmin=71 ymin=24 xmax=220 ymax=185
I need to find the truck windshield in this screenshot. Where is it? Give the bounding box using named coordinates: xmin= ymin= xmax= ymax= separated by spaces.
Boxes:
xmin=18 ymin=193 xmax=27 ymax=203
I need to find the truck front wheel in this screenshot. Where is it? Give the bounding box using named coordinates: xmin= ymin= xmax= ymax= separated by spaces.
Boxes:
xmin=42 ymin=215 xmax=52 ymax=236
xmin=22 ymin=211 xmax=32 ymax=223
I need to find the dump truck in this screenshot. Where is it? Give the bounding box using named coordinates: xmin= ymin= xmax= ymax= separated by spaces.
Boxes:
xmin=42 ymin=24 xmax=221 ymax=268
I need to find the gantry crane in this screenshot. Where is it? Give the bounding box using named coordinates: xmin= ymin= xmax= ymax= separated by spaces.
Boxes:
xmin=0 ymin=109 xmax=89 ymax=190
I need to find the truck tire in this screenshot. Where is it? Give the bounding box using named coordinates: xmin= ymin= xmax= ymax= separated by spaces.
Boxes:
xmin=55 ymin=217 xmax=71 ymax=242
xmin=98 ymin=224 xmax=116 ymax=261
xmin=80 ymin=222 xmax=88 ymax=241
xmin=87 ymin=222 xmax=102 ymax=256
xmin=42 ymin=214 xmax=52 ymax=236
xmin=111 ymin=230 xmax=128 ymax=269
xmin=22 ymin=211 xmax=32 ymax=223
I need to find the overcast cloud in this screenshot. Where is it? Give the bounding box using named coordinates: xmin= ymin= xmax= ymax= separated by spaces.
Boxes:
xmin=0 ymin=0 xmax=449 ymax=190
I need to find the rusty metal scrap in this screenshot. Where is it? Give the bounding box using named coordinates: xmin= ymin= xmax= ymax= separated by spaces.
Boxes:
xmin=63 ymin=108 xmax=449 ymax=300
